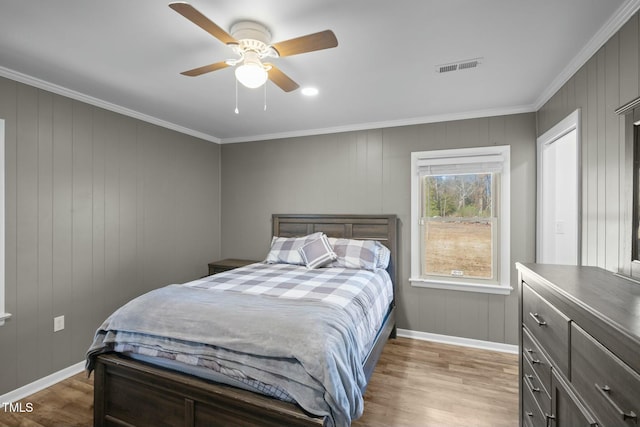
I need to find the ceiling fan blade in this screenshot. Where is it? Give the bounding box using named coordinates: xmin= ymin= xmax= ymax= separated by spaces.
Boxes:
xmin=267 ymin=65 xmax=300 ymax=92
xmin=181 ymin=61 xmax=229 ymax=77
xmin=169 ymin=2 xmax=236 ymax=45
xmin=272 ymin=30 xmax=338 ymax=57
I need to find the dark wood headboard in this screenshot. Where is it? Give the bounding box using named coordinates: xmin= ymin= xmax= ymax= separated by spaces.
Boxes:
xmin=272 ymin=214 xmax=398 ymax=289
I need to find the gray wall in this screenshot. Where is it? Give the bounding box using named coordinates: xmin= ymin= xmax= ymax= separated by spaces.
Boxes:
xmin=0 ymin=76 xmax=221 ymax=395
xmin=221 ymin=113 xmax=536 ymax=345
xmin=537 ymin=11 xmax=640 ymax=274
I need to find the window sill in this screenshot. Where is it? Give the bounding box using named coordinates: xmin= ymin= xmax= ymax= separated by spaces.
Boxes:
xmin=0 ymin=312 xmax=11 ymax=326
xmin=409 ymin=277 xmax=513 ymax=295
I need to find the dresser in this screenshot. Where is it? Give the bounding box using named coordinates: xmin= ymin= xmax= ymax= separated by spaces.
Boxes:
xmin=516 ymin=263 xmax=640 ymax=427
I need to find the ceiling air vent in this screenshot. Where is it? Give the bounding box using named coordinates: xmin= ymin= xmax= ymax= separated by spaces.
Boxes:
xmin=436 ymin=57 xmax=482 ymax=74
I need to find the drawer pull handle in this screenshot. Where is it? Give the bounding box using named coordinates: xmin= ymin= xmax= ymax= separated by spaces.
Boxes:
xmin=545 ymin=413 xmax=555 ymax=427
xmin=595 ymin=383 xmax=638 ymax=421
xmin=525 ymin=347 xmax=534 ymax=354
xmin=523 ymin=347 xmax=542 ymax=365
xmin=526 ymin=411 xmax=534 ymax=418
xmin=529 ymin=312 xmax=547 ymax=326
xmin=524 ymin=373 xmax=540 ymax=393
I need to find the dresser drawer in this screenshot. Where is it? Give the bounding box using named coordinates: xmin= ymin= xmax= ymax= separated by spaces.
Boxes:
xmin=523 ymin=355 xmax=551 ymax=416
xmin=522 ymin=283 xmax=570 ymax=376
xmin=549 ymin=368 xmax=598 ymax=427
xmin=522 ymin=327 xmax=552 ymax=397
xmin=523 ymin=378 xmax=547 ymax=427
xmin=571 ymin=323 xmax=640 ymax=427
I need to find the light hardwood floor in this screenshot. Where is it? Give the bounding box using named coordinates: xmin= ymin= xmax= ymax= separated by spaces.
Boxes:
xmin=0 ymin=338 xmax=518 ymax=427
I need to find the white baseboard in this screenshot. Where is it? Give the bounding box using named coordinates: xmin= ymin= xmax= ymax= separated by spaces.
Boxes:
xmin=397 ymin=328 xmax=519 ymax=354
xmin=0 ymin=361 xmax=85 ymax=404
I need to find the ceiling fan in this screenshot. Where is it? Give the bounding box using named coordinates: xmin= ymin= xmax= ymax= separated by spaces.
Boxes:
xmin=169 ymin=2 xmax=338 ymax=92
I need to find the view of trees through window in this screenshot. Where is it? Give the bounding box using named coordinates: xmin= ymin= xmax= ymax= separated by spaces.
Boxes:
xmin=422 ymin=173 xmax=495 ymax=280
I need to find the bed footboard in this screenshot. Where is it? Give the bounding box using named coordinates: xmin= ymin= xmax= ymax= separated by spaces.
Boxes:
xmin=93 ymin=354 xmax=324 ymax=427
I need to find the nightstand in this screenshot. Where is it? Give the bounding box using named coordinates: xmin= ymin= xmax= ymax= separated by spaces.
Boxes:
xmin=208 ymin=258 xmax=258 ymax=275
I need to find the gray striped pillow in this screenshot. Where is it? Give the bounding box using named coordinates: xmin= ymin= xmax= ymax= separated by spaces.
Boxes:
xmin=264 ymin=232 xmax=324 ymax=265
xmin=298 ymin=234 xmax=338 ymax=269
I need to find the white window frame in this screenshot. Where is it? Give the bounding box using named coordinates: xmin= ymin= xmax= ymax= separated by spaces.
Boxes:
xmin=410 ymin=145 xmax=511 ymax=295
xmin=0 ymin=119 xmax=8 ymax=326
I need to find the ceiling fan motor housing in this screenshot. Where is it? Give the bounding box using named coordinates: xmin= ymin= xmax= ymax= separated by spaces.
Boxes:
xmin=231 ymin=21 xmax=271 ymax=46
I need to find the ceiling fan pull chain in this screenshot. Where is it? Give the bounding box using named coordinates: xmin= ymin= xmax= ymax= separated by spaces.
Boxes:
xmin=264 ymin=82 xmax=267 ymax=111
xmin=235 ymin=78 xmax=240 ymax=114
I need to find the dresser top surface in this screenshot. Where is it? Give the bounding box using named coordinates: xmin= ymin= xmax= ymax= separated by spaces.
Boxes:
xmin=516 ymin=263 xmax=640 ymax=342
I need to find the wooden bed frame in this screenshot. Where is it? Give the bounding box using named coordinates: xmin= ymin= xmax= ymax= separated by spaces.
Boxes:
xmin=93 ymin=214 xmax=398 ymax=427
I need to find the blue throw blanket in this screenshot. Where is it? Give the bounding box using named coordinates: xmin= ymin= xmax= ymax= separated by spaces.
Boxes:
xmin=86 ymin=284 xmax=367 ymax=427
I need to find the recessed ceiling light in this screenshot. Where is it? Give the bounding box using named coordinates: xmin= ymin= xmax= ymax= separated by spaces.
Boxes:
xmin=301 ymin=87 xmax=319 ymax=96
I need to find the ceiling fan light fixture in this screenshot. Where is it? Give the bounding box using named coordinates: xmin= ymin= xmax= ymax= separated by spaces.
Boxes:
xmin=235 ymin=51 xmax=268 ymax=88
xmin=235 ymin=62 xmax=268 ymax=88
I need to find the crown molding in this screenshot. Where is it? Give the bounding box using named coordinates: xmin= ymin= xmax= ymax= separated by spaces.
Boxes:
xmin=0 ymin=66 xmax=221 ymax=144
xmin=220 ymin=104 xmax=536 ymax=144
xmin=0 ymin=64 xmax=533 ymax=145
xmin=534 ymin=0 xmax=640 ymax=110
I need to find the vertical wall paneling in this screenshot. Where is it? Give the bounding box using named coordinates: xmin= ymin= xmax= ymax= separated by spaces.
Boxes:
xmin=103 ymin=110 xmax=121 ymax=321
xmin=505 ymin=113 xmax=536 ymax=344
xmin=71 ymin=101 xmax=94 ymax=359
xmin=573 ymin=67 xmax=589 ymax=264
xmin=596 ymin=48 xmax=607 ymax=268
xmin=0 ymin=76 xmax=221 ymax=395
xmin=0 ymin=77 xmax=18 ymax=395
xmin=619 ymin=14 xmax=639 ymax=106
xmin=37 ymin=90 xmax=53 ymax=378
xmin=618 ymin=14 xmax=639 ymax=273
xmin=92 ymin=108 xmax=107 ymax=324
xmin=221 ymin=113 xmax=537 ymax=345
xmin=0 ymin=119 xmax=5 ymax=329
xmin=118 ymin=117 xmax=138 ymax=306
xmin=173 ymin=133 xmax=222 ymax=283
xmin=16 ymin=84 xmax=39 ymax=386
xmin=444 ymin=292 xmax=489 ymax=340
xmin=586 ymin=56 xmax=599 ymax=265
xmin=604 ymin=35 xmax=620 ymax=272
xmin=537 ymin=11 xmax=640 ymax=274
xmin=51 ymin=94 xmax=73 ymax=371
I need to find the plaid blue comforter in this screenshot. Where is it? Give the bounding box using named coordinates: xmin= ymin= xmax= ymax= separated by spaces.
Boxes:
xmin=184 ymin=263 xmax=393 ymax=358
xmin=87 ymin=263 xmax=393 ymax=427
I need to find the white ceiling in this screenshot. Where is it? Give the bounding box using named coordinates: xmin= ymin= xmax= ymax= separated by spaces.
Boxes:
xmin=0 ymin=0 xmax=636 ymax=143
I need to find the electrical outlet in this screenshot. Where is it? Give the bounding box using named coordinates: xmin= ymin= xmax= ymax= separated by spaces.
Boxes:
xmin=53 ymin=315 xmax=65 ymax=332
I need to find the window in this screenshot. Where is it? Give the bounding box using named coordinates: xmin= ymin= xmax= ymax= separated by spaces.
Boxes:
xmin=0 ymin=119 xmax=7 ymax=326
xmin=410 ymin=145 xmax=511 ymax=295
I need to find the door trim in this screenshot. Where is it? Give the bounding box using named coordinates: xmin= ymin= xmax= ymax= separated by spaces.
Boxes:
xmin=536 ymin=109 xmax=582 ymax=265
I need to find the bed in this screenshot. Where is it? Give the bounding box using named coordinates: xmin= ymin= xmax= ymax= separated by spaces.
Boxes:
xmin=88 ymin=214 xmax=398 ymax=427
